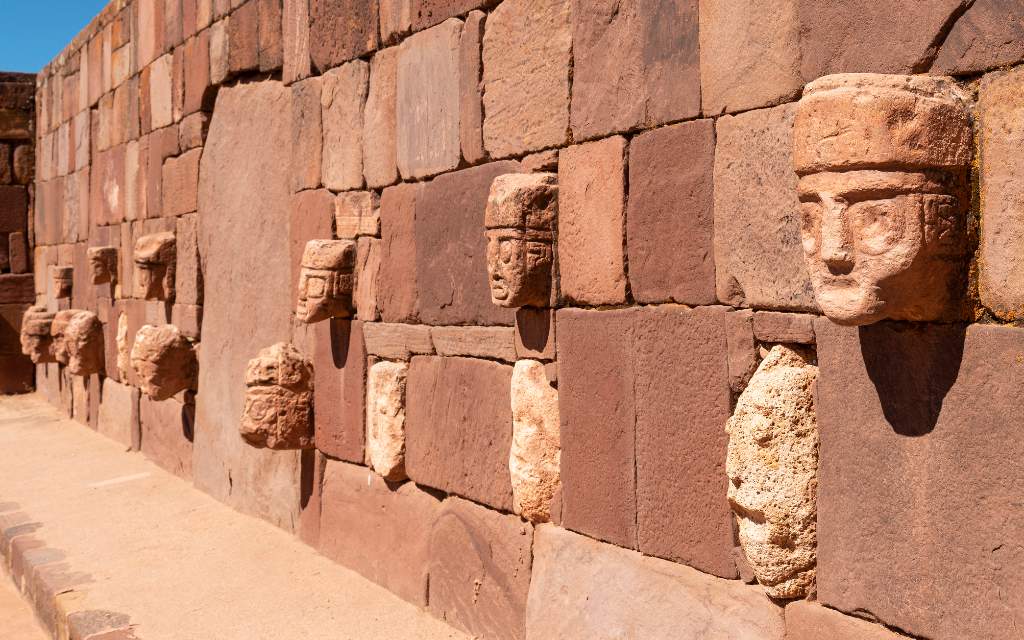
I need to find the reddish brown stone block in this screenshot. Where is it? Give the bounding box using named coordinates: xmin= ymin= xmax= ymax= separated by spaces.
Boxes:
xmin=258 ymin=0 xmax=284 ymax=71
xmin=313 ymin=319 xmax=366 ymax=462
xmin=140 ymin=394 xmax=195 ymax=479
xmin=145 ymin=125 xmax=181 ymax=219
xmin=228 ymin=0 xmax=260 ymax=75
xmin=165 ymin=0 xmax=184 ymax=49
xmin=405 ymin=355 xmax=514 ymax=510
xmin=933 ymin=0 xmax=1024 ymax=74
xmin=175 ymin=213 xmax=203 ymax=306
xmin=627 ymin=119 xmax=716 ymax=305
xmin=571 ymin=0 xmax=699 ymax=140
xmin=288 ymin=189 xmax=334 ymax=303
xmin=378 ymin=183 xmax=420 ymax=323
xmin=0 ymin=274 xmax=34 ymax=304
xmin=514 ymin=307 xmax=555 ymax=361
xmin=428 ymin=497 xmax=533 ymax=640
xmin=752 ymin=311 xmax=816 ymax=344
xmin=362 ymin=322 xmax=434 ymax=359
xmin=309 ymin=0 xmax=380 ymax=72
xmin=183 ymin=31 xmax=212 ymax=116
xmin=362 ymin=47 xmax=398 ymax=189
xmin=785 ymin=601 xmax=904 ymax=640
xmin=319 ymin=459 xmax=441 ymax=605
xmin=179 ymin=112 xmax=209 ymax=150
xmin=815 ymin=319 xmax=1024 ymax=639
xmin=8 ymin=232 xmax=27 ymax=274
xmin=458 ymin=11 xmax=485 ymax=165
xmin=410 ymin=0 xmax=493 ymax=31
xmin=289 ymin=77 xmax=322 ymax=192
xmin=87 ymin=35 xmax=104 ymax=108
xmin=162 ymin=149 xmax=202 ymax=216
xmin=0 ymin=186 xmax=27 ymax=233
xmin=283 ymin=0 xmax=312 ymax=84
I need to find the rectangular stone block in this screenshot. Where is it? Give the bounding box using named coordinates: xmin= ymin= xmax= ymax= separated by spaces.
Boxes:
xmin=362 ymin=322 xmax=434 ymax=359
xmin=558 ymin=137 xmax=627 ymax=306
xmin=149 ymin=54 xmax=174 ymax=131
xmin=290 ymin=77 xmax=322 ymax=192
xmin=298 ymin=450 xmax=324 ymax=547
xmin=139 ymin=394 xmax=194 ymax=480
xmin=283 ymin=0 xmax=312 ymax=84
xmin=933 ymin=0 xmax=1024 ymax=75
xmin=210 ymin=19 xmax=230 ymax=84
xmin=0 ymin=274 xmax=33 ymax=304
xmin=0 ymin=354 xmax=32 ymax=394
xmin=228 ymin=0 xmax=260 ymax=75
xmin=430 ymin=325 xmax=516 ymax=362
xmin=514 ymin=307 xmax=555 ymax=361
xmin=0 ymin=186 xmax=27 ymax=232
xmin=752 ymin=311 xmax=816 ymax=344
xmin=571 ymin=0 xmax=699 ymax=140
xmin=785 ymin=601 xmax=905 ymax=640
xmin=319 ymin=460 xmax=441 ymax=605
xmin=321 ymin=61 xmax=368 ymax=191
xmin=713 ymin=104 xmax=816 ymax=311
xmin=162 ymin=149 xmax=201 ymax=216
xmin=627 ymin=119 xmax=716 ymax=305
xmin=526 ymin=525 xmax=784 ymax=640
xmin=406 ymin=355 xmax=514 ymax=510
xmin=429 ymin=497 xmax=533 ymax=640
xmin=334 ymin=191 xmax=379 ymax=239
xmin=138 ymin=0 xmax=164 ymax=68
xmin=97 ymin=378 xmax=140 ymax=449
xmin=459 ymin=11 xmax=485 ymax=165
xmin=378 ymin=183 xmax=420 ymax=323
xmin=814 ymin=319 xmax=1024 ymax=640
xmin=362 ymin=47 xmax=398 ymax=189
xmin=313 ymin=320 xmax=366 ymax=463
xmin=183 ymin=31 xmax=212 ymax=116
xmin=175 ymin=213 xmax=203 ymax=306
xmin=258 ymin=0 xmax=284 ymax=71
xmin=165 ymin=0 xmax=184 ymax=49
xmin=309 ymin=0 xmax=379 ymax=72
xmin=355 ymin=237 xmax=381 ymax=321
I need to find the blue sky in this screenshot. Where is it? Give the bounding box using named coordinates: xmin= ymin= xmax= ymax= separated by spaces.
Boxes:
xmin=0 ymin=1 xmax=109 ymax=73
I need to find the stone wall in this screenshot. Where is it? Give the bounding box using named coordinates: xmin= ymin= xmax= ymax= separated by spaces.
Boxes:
xmin=24 ymin=1 xmax=1024 ymax=639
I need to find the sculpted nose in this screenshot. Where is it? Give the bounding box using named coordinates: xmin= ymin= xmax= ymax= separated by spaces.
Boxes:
xmin=819 ymin=196 xmax=854 ymax=275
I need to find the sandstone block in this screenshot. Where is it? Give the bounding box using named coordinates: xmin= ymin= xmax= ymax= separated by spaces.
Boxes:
xmin=179 ymin=112 xmax=208 ymax=151
xmin=355 ymin=237 xmax=381 ymax=321
xmin=131 ymin=324 xmax=198 ymax=401
xmin=137 ymin=0 xmax=164 ymax=69
xmin=526 ymin=525 xmax=785 ymax=640
xmin=379 ymin=0 xmax=412 ymax=43
xmin=365 ymin=360 xmax=408 ymax=481
xmin=228 ymin=0 xmax=259 ymax=75
xmin=396 ymin=20 xmax=462 ymax=180
xmin=557 ymin=137 xmax=627 ymax=306
xmin=933 ymin=0 xmax=1024 ymax=75
xmin=571 ymin=0 xmax=699 ymax=140
xmin=144 ymin=125 xmax=181 ymax=219
xmin=405 ymin=355 xmax=514 ymax=510
xmin=309 ymin=0 xmax=379 ymax=72
xmin=698 ymin=0 xmax=800 ymax=115
xmin=713 ymin=104 xmax=816 ymax=311
xmin=729 ymin=310 xmax=760 ymax=394
xmin=321 ymin=61 xmax=368 ymax=191
xmin=430 ymin=325 xmax=516 ymax=361
xmin=362 ymin=322 xmax=433 ymax=359
xmin=209 ymin=19 xmax=230 ymax=84
xmin=785 ymin=601 xmax=906 ymax=640
xmin=313 ymin=319 xmax=366 ymax=462
xmin=627 ymin=120 xmax=716 ymax=305
xmin=0 ymin=186 xmax=28 ymax=232
xmin=362 ymin=47 xmax=398 ymax=188
xmin=97 ymin=378 xmax=140 ymax=449
xmin=140 ymin=394 xmax=194 ymax=480
xmin=161 ymin=148 xmax=201 ymax=216
xmin=175 ymin=213 xmax=203 ymax=306
xmin=283 ymin=0 xmax=311 ymax=84
xmin=514 ymin=307 xmax=554 ymax=361
xmin=428 ymin=497 xmax=533 ymax=640
xmin=510 ymin=360 xmax=560 ymax=523
xmin=183 ymin=31 xmax=212 ymax=116
xmin=258 ymin=0 xmax=284 ymax=71
xmin=334 ymin=191 xmax=379 ymax=239
xmin=378 ymin=183 xmax=420 ymax=323
xmin=149 ymin=55 xmax=174 ymax=131
xmin=459 ymin=11 xmax=485 ymax=164
xmin=165 ymin=0 xmax=184 ymax=49
xmin=752 ymin=311 xmax=815 ymax=344
xmin=288 ymin=190 xmax=334 ymax=306
xmin=482 ymin=0 xmax=571 ymax=158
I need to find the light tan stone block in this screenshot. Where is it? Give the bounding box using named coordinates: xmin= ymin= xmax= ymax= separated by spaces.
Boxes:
xmin=510 ymin=360 xmax=560 ymax=524
xmin=366 ymin=360 xmax=409 ymax=481
xmin=322 ymin=60 xmax=369 ymax=191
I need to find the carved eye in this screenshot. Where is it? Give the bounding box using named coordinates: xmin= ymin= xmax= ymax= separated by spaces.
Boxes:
xmin=799 ymin=202 xmax=821 ymax=256
xmin=848 ymin=198 xmax=907 ymax=256
xmin=499 ymin=239 xmax=515 ymax=264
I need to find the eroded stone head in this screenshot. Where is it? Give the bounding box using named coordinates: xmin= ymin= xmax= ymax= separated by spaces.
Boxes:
xmin=134 ymin=232 xmax=176 ymax=301
xmin=87 ymin=246 xmax=118 ymax=285
xmin=130 ymin=324 xmax=197 ymax=401
xmin=485 ymin=173 xmax=558 ymax=308
xmin=295 ymin=240 xmax=356 ymax=323
xmin=793 ymin=74 xmax=972 ymax=325
xmin=52 ymin=266 xmax=73 ymax=299
xmin=59 ymin=310 xmax=105 ymax=376
xmin=20 ymin=305 xmax=57 ymax=364
xmin=239 ymin=342 xmax=314 ymax=450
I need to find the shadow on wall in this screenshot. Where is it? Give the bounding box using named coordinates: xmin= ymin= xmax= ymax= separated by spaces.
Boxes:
xmin=859 ymin=322 xmax=967 ymax=436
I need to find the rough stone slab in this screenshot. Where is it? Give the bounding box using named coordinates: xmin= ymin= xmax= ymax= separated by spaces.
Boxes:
xmin=288 ymin=189 xmax=334 ymax=306
xmin=752 ymin=311 xmax=816 ymax=344
xmin=283 ymin=0 xmax=311 ymax=84
xmin=290 ymin=77 xmax=322 ymax=192
xmin=785 ymin=602 xmax=906 ymax=640
xmin=334 ymin=191 xmax=379 ymax=239
xmin=713 ymin=104 xmax=816 ymax=311
xmin=228 ymin=0 xmax=260 ymax=75
xmin=148 ymin=54 xmax=174 ymax=131
xmin=313 ymin=319 xmax=366 ymax=463
xmin=319 ymin=459 xmax=441 ymax=606
xmin=627 ymin=120 xmax=716 ymax=305
xmin=0 ymin=274 xmax=34 ymax=304
xmin=378 ymin=183 xmax=420 ymax=323
xmin=405 ymin=356 xmax=514 ymax=510
xmin=571 ymin=0 xmax=699 ymax=140
xmin=258 ymin=0 xmax=284 ymax=71
xmin=458 ymin=11 xmax=485 ymax=165
xmin=428 ymin=497 xmax=533 ymax=640
xmin=932 ymin=0 xmax=1024 ymax=75
xmin=322 ymin=61 xmax=368 ymax=191
xmin=698 ymin=0 xmax=801 ymax=115
xmin=162 ymin=148 xmax=201 ymax=216
xmin=514 ymin=307 xmax=555 ymax=361
xmin=362 ymin=47 xmax=399 ymax=189
xmin=814 ymin=319 xmax=1024 ymax=640
xmin=355 ymin=237 xmax=382 ymax=321
xmin=362 ymin=322 xmax=434 ymax=360
xmin=482 ymin=0 xmax=571 ymax=158
xmin=309 ymin=0 xmax=379 ymax=73
xmin=139 ymin=394 xmax=194 ymax=480
xmin=526 ymin=524 xmax=785 ymax=640
xmin=430 ymin=325 xmax=516 ymax=361
xmin=97 ymin=377 xmax=140 ymax=449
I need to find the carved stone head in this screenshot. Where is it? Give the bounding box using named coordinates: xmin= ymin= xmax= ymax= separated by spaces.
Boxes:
xmin=130 ymin=324 xmax=197 ymax=401
xmin=87 ymin=246 xmax=118 ymax=285
xmin=50 ymin=310 xmax=75 ymax=365
xmin=134 ymin=232 xmax=176 ymax=301
xmin=58 ymin=310 xmax=104 ymax=375
xmin=793 ymin=74 xmax=972 ymax=325
xmin=52 ymin=266 xmax=73 ymax=299
xmin=485 ymin=173 xmax=558 ymax=308
xmin=20 ymin=306 xmax=57 ymax=364
xmin=296 ymin=240 xmax=355 ymax=323
xmin=239 ymin=342 xmax=314 ymax=450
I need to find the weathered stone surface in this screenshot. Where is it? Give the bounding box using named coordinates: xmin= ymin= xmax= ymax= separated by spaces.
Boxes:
xmin=313 ymin=319 xmax=366 ymax=462
xmin=510 ymin=360 xmax=560 ymax=523
xmin=283 ymin=0 xmax=311 ymax=84
xmin=258 ymin=0 xmax=284 ymax=71
xmin=183 ymin=31 xmax=212 ymax=116
xmin=459 ymin=11 xmax=485 ymax=164
xmin=714 ymin=104 xmax=816 ymax=311
xmin=321 ymin=61 xmax=368 ymax=191
xmin=727 ymin=345 xmax=818 ymax=598
xmin=365 ymin=360 xmax=408 ymax=481
xmin=130 ymin=324 xmax=197 ymax=401
xmin=396 ymin=20 xmax=462 ymax=180
xmin=290 ymin=77 xmax=322 ymax=192
xmin=698 ymin=0 xmax=801 ymax=115
xmin=355 ymin=237 xmax=381 ymax=321
xmin=428 ymin=497 xmax=533 ymax=640
xmin=627 ymin=120 xmax=715 ymax=305
xmin=378 ymin=183 xmax=420 ymax=323
xmin=240 ymin=342 xmax=314 ymax=450
xmin=309 ymin=0 xmax=379 ymax=72
xmin=133 ymin=232 xmax=176 ymax=301
xmin=558 ymin=137 xmax=627 ymax=306
xmin=162 ymin=149 xmax=201 ymax=216
xmin=98 ymin=377 xmax=140 ymax=449
xmin=815 ymin=319 xmax=1024 ymax=640
xmin=526 ymin=525 xmax=785 ymax=640
xmin=62 ymin=310 xmax=105 ymax=376
xmin=752 ymin=311 xmax=816 ymax=344
xmin=406 ymin=355 xmax=514 ymax=510
xmin=288 ymin=189 xmax=334 ymax=308
xmin=334 ymin=191 xmax=379 ymax=239
xmin=415 ymin=161 xmax=519 ymax=326
xmin=228 ymin=0 xmax=260 ymax=75
xmin=362 ymin=47 xmax=398 ymax=189
xmin=362 ymin=322 xmax=434 ymax=359
xmin=571 ymin=0 xmax=699 ymax=140
xmin=87 ymin=246 xmax=118 ymax=286
xmin=319 ymin=460 xmax=441 ymax=606
xmin=209 ymin=19 xmax=229 ymax=84
xmin=430 ymin=325 xmax=516 ymax=361
xmin=725 ymin=309 xmax=758 ymax=390
xmin=149 ymin=54 xmax=174 ymax=131
xmin=295 ymin=239 xmax=356 ymax=323
xmin=195 ymin=79 xmax=301 ymax=530
xmin=140 ymin=394 xmax=194 ymax=480
xmin=933 ymin=0 xmax=1024 ymax=74
xmin=785 ymin=601 xmax=906 ymax=640
xmin=514 ymin=307 xmax=554 ymax=361
xmin=482 ymin=0 xmax=571 ymax=158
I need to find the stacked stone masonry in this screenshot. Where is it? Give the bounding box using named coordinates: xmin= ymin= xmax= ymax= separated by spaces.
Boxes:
xmin=13 ymin=1 xmax=1024 ymax=638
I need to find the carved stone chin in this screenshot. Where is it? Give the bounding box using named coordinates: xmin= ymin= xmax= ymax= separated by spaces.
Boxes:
xmin=793 ymin=73 xmax=972 ymax=325
xmin=130 ymin=324 xmax=197 ymax=401
xmin=295 ymin=239 xmax=356 ymax=323
xmin=134 ymin=232 xmax=176 ymax=301
xmin=20 ymin=305 xmax=57 ymax=364
xmin=485 ymin=173 xmax=558 ymax=308
xmin=52 ymin=266 xmax=73 ymax=299
xmin=239 ymin=342 xmax=314 ymax=450
xmin=87 ymin=246 xmax=119 ymax=285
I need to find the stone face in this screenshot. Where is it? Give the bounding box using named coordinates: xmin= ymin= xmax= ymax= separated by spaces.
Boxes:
xmin=558 ymin=137 xmax=627 ymax=306
xmin=571 ymin=0 xmax=699 ymax=140
xmin=130 ymin=324 xmax=197 ymax=401
xmin=979 ymin=69 xmax=1024 ymax=320
xmin=19 ymin=306 xmax=56 ymax=364
xmin=87 ymin=246 xmax=118 ymax=285
xmin=627 ymin=119 xmax=716 ymax=305
xmin=295 ymin=239 xmax=356 ymax=323
xmin=510 ymin=360 xmax=560 ymax=523
xmin=428 ymin=497 xmax=533 ymax=640
xmin=932 ymin=0 xmax=1024 ymax=75
xmin=714 ymin=104 xmax=816 ymax=311
xmin=794 ymin=74 xmax=972 ymax=325
xmin=698 ymin=0 xmax=801 ymax=115
xmin=134 ymin=232 xmax=176 ymax=301
xmin=396 ymin=20 xmax=462 ymax=180
xmin=162 ymin=148 xmax=202 ymax=216
xmin=240 ymin=342 xmax=314 ymax=450
xmin=482 ymin=0 xmax=571 ymax=158
xmin=290 ymin=77 xmax=322 ymax=192
xmin=814 ymin=319 xmax=1024 ymax=640
xmin=365 ymin=360 xmax=408 ymax=481
xmin=52 ymin=265 xmax=73 ymax=299
xmin=362 ymin=47 xmax=398 ymax=189
xmin=149 ymin=54 xmax=174 ymax=130
xmin=321 ymin=61 xmax=368 ymax=191
xmin=405 ymin=356 xmax=514 ymax=510
xmin=785 ymin=601 xmax=906 ymax=640
xmin=309 ymin=0 xmax=379 ymax=73
xmin=727 ymin=345 xmax=818 ymax=598
xmin=526 ymin=525 xmax=785 ymax=640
